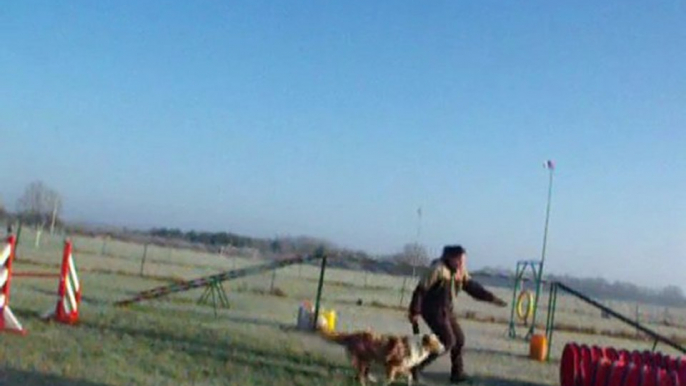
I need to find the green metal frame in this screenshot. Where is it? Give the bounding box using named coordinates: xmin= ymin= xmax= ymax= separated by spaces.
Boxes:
xmin=198 ymin=278 xmax=230 ymax=317
xmin=507 ymin=259 xmax=544 ymax=340
xmin=544 ymin=282 xmax=558 ymax=360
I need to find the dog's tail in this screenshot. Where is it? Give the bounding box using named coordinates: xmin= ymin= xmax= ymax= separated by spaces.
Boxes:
xmin=317 ymin=328 xmax=349 ymax=344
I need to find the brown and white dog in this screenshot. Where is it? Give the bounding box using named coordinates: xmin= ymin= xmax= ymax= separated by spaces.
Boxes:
xmin=319 ymin=329 xmax=444 ymax=385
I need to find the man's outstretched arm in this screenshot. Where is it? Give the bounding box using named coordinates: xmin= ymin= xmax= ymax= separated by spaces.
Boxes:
xmin=463 ymin=279 xmax=507 ymax=307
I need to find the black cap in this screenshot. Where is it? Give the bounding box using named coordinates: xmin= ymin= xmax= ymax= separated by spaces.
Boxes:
xmin=442 ymin=245 xmax=466 ymax=258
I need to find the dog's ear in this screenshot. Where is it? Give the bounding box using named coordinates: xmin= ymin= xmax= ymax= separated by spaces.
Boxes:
xmin=421 ymin=334 xmax=432 ymax=347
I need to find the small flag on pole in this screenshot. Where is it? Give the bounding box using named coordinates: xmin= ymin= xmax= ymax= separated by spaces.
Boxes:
xmin=544 ymin=160 xmax=555 ymax=170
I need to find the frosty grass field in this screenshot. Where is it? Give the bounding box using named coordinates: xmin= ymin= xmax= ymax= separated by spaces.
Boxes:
xmin=1 ymin=228 xmax=684 ymax=386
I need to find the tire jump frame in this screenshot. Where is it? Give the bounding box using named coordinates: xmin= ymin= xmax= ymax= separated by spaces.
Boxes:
xmin=508 ymin=259 xmax=545 ymax=340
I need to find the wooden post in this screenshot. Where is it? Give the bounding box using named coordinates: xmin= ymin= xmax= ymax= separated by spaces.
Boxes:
xmin=50 ymin=200 xmax=58 ymax=235
xmin=140 ymin=243 xmax=149 ymax=276
xmin=269 ymin=269 xmax=277 ymax=293
xmin=35 ymin=225 xmax=43 ymax=248
xmin=399 ymin=276 xmax=408 ymax=307
xmin=101 ymin=236 xmax=108 ymax=256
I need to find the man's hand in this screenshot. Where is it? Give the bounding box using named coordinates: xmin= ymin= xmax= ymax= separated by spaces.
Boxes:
xmin=408 ymin=312 xmax=420 ymax=324
xmin=492 ymin=297 xmax=507 ymax=308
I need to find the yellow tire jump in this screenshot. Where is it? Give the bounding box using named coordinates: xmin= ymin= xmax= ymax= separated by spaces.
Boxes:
xmin=516 ymin=290 xmax=534 ymax=323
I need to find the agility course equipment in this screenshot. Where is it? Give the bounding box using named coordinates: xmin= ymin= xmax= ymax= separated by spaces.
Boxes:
xmin=0 ymin=236 xmax=25 ymax=334
xmin=508 ymin=259 xmax=545 ymax=339
xmin=509 ymin=161 xmax=557 ymax=340
xmin=544 ymin=282 xmax=686 ymax=364
xmin=560 ymin=342 xmax=686 ymax=386
xmin=10 ymin=238 xmax=83 ymax=326
xmin=48 ymin=240 xmax=81 ymax=324
xmin=115 ymin=250 xmax=328 ymax=327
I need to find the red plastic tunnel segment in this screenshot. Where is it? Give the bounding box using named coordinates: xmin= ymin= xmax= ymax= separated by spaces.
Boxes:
xmin=656 ymin=368 xmax=672 ymax=386
xmin=607 ymin=361 xmax=628 ymax=386
xmin=561 ymin=343 xmax=580 ymax=386
xmin=604 ymin=347 xmax=619 ymax=362
xmin=618 ymin=350 xmax=632 ymax=364
xmin=642 ymin=365 xmax=657 ymax=386
xmin=624 ymin=364 xmax=641 ymax=386
xmin=593 ymin=359 xmax=612 ymax=386
xmin=581 ymin=345 xmax=595 ymax=386
xmin=655 ymin=353 xmax=665 ymax=370
xmin=677 ymin=360 xmax=686 ymax=386
xmin=670 ymin=369 xmax=682 ymax=386
xmin=644 ymin=351 xmax=657 ymax=368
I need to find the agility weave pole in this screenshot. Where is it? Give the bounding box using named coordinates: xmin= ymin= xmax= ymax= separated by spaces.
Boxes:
xmin=0 ymin=236 xmax=26 ymax=334
xmin=115 ymin=253 xmax=324 ymax=307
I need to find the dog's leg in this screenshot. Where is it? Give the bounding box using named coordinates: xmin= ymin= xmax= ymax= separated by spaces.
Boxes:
xmin=352 ymin=355 xmax=367 ymax=386
xmin=358 ymin=362 xmax=371 ymax=386
xmin=365 ymin=366 xmax=378 ymax=384
xmin=384 ymin=366 xmax=398 ymax=386
xmin=405 ymin=369 xmax=413 ymax=386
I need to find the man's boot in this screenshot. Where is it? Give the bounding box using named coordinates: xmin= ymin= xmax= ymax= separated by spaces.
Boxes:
xmin=449 ymin=348 xmax=470 ymax=384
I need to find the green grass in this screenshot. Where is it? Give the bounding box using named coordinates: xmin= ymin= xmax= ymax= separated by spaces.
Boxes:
xmin=2 ymin=228 xmax=684 ymax=385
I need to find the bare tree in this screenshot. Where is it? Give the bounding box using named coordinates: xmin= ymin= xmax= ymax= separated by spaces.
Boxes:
xmin=17 ymin=181 xmax=63 ymax=231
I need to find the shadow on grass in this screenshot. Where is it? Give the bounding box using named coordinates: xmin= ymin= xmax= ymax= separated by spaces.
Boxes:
xmin=423 ymin=372 xmax=550 ymax=386
xmin=0 ymin=368 xmax=111 ymax=386
xmin=466 ymin=346 xmax=528 ymax=359
xmin=223 ymin=314 xmax=294 ymax=330
xmin=468 ymin=375 xmax=551 ymax=386
xmin=76 ymin=317 xmax=353 ymax=379
xmin=466 ymin=346 xmax=561 ymax=365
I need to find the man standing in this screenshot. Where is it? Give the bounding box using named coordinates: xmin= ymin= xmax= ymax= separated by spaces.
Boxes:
xmin=408 ymin=245 xmax=507 ymax=384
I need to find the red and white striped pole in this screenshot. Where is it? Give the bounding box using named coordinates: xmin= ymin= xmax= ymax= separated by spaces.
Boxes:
xmin=0 ymin=235 xmax=26 ymax=334
xmin=53 ymin=239 xmax=81 ymax=325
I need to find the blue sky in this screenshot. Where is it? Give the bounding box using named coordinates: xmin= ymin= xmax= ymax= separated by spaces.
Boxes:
xmin=1 ymin=1 xmax=684 ymax=289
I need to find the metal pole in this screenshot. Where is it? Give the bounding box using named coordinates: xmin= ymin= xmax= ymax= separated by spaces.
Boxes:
xmin=545 ymin=283 xmax=558 ymax=361
xmin=540 ymin=164 xmax=555 ymax=265
xmin=532 ymin=163 xmax=555 ymax=336
xmin=312 ymin=249 xmax=328 ymax=330
xmin=413 ymin=206 xmax=422 ymax=281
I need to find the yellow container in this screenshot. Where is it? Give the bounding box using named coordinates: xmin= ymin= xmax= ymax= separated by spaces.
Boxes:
xmin=321 ymin=309 xmax=337 ymax=332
